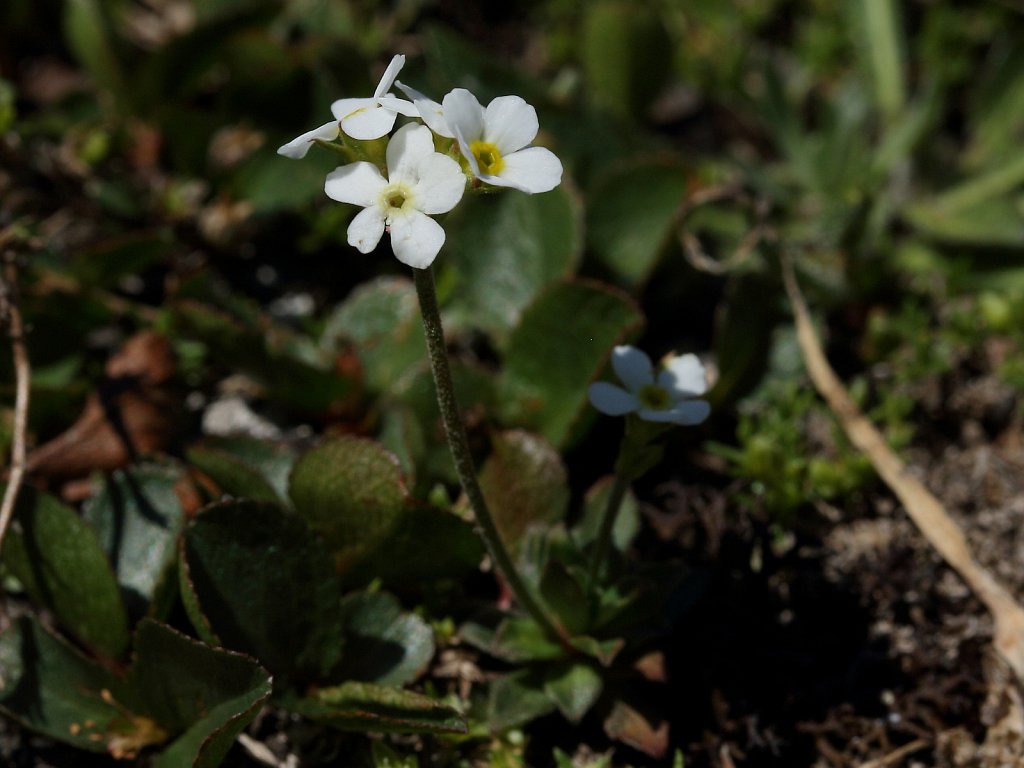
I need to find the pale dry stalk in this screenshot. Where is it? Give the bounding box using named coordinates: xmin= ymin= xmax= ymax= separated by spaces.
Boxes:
xmin=780 ymin=253 xmax=1024 ymax=682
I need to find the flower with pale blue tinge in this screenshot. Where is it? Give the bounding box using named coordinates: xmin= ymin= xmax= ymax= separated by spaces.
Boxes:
xmin=276 ymin=54 xmax=416 ymax=158
xmin=588 ymin=346 xmax=710 ymax=425
xmin=438 ymin=88 xmax=562 ymax=194
xmin=323 ymin=123 xmax=466 ymax=269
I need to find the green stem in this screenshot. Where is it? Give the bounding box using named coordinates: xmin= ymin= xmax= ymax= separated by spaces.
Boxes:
xmin=586 ymin=472 xmax=629 ymax=589
xmin=412 ymin=266 xmax=567 ymax=645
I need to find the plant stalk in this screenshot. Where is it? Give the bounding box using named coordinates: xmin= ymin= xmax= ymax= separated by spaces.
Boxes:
xmin=586 ymin=473 xmax=629 ymax=588
xmin=412 ymin=266 xmax=567 ymax=644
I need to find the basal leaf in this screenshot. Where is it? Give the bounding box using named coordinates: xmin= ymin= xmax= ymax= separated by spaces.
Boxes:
xmin=476 ymin=430 xmax=569 ymax=555
xmin=289 ymin=436 xmax=409 ymax=572
xmin=127 ymin=621 xmax=272 ymax=768
xmin=321 ymin=277 xmax=426 ymax=395
xmin=587 ymin=158 xmax=689 ymax=288
xmin=487 ymin=669 xmax=557 ymax=733
xmin=82 ymin=464 xmax=187 ymax=619
xmin=2 ymin=486 xmax=129 ymax=660
xmin=443 ymin=187 xmax=583 ymax=344
xmin=333 ymin=591 xmax=434 ymax=687
xmin=0 ymin=616 xmax=124 ymax=753
xmin=499 ymin=280 xmax=643 ymax=448
xmin=179 ymin=500 xmax=344 ymax=686
xmin=543 ymin=662 xmax=603 ymax=723
xmin=288 ymin=682 xmax=467 ymax=734
xmin=187 ymin=444 xmax=285 ymax=504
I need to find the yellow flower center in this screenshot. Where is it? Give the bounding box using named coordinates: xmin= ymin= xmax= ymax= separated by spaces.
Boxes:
xmin=637 ymin=384 xmax=672 ymax=410
xmin=470 ymin=141 xmax=504 ymax=175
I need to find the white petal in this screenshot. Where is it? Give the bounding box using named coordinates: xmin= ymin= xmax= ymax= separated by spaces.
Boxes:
xmin=331 ymin=97 xmax=375 ymax=121
xmin=657 ymin=354 xmax=707 ymax=397
xmin=480 ymin=147 xmax=562 ymax=193
xmin=639 ymin=399 xmax=710 ymax=425
xmin=442 ymin=88 xmax=485 ymax=144
xmin=324 ymin=162 xmax=388 ymax=206
xmin=388 ymin=209 xmax=445 ymax=269
xmin=452 ymin=124 xmax=481 ymax=178
xmin=483 ymin=95 xmax=539 ymax=154
xmin=377 ymin=95 xmax=419 ymax=117
xmin=341 ymin=105 xmax=398 ymax=140
xmin=276 ymin=121 xmax=339 ymax=159
xmin=347 ymin=206 xmax=386 ymax=253
xmin=396 ymin=81 xmax=454 ymax=137
xmin=386 ymin=123 xmax=436 ymax=182
xmin=588 ymin=382 xmax=640 ymax=416
xmin=611 ymin=346 xmax=654 ymax=392
xmin=410 ymin=153 xmax=466 ymax=214
xmin=374 ymin=54 xmax=406 ymax=99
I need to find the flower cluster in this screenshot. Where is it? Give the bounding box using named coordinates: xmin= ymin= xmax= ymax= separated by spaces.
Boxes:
xmin=278 ymin=54 xmax=563 ymax=269
xmin=589 ymin=345 xmax=710 ymax=426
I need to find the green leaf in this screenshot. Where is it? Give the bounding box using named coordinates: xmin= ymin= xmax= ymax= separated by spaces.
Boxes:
xmin=344 ymin=503 xmax=483 ymax=589
xmin=287 ymin=682 xmax=466 ymax=734
xmin=587 ymin=158 xmax=689 ymax=288
xmin=459 ymin=615 xmax=565 ymax=664
xmin=190 ymin=436 xmax=297 ymax=501
xmin=487 ymin=669 xmax=558 ymax=732
xmin=321 ymin=277 xmax=426 ymax=394
xmin=333 ymin=591 xmax=435 ymax=687
xmin=538 ymin=561 xmax=589 ymax=637
xmin=127 ymin=620 xmax=272 ymax=768
xmin=82 ymin=463 xmax=187 ymax=619
xmin=574 ymin=477 xmax=640 ymax=552
xmin=390 ymin=361 xmax=496 ymax=485
xmin=2 ymin=486 xmax=129 ymax=659
xmin=904 ymin=153 xmax=1024 ymax=247
xmin=710 ymin=270 xmax=782 ymax=407
xmin=187 ymin=444 xmax=285 ymax=504
xmin=179 ymin=500 xmax=344 ymax=685
xmin=0 ymin=616 xmax=124 ymax=752
xmin=581 ymin=1 xmax=673 ymax=118
xmin=443 ymin=187 xmax=583 ymax=343
xmin=499 ymin=280 xmax=643 ymax=448
xmin=289 ymin=436 xmax=410 ymax=572
xmin=63 ymin=0 xmax=125 ymax=99
xmin=476 ymin=430 xmax=569 ymax=555
xmin=543 ymin=662 xmax=603 ymax=723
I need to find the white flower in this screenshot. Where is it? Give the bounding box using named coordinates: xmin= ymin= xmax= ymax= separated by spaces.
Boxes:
xmin=277 ymin=120 xmax=341 ymax=160
xmin=395 ymin=81 xmax=454 ymax=138
xmin=323 ymin=123 xmax=465 ymax=268
xmin=440 ymin=88 xmax=562 ymax=194
xmin=276 ymin=55 xmax=418 ymax=158
xmin=330 ymin=54 xmax=417 ymax=140
xmin=588 ymin=346 xmax=710 ymax=425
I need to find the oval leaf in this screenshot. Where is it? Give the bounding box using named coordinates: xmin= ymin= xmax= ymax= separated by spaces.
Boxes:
xmin=179 ymin=500 xmax=343 ymax=685
xmin=82 ymin=463 xmax=187 ymax=620
xmin=443 ymin=186 xmax=583 ymax=343
xmin=499 ymin=280 xmax=644 ymax=448
xmin=2 ymin=485 xmax=129 ymax=659
xmin=477 ymin=430 xmax=569 ymax=554
xmin=289 ymin=436 xmax=409 ymax=571
xmin=333 ymin=591 xmax=435 ymax=687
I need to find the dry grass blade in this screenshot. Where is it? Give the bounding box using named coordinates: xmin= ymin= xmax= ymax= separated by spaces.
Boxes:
xmin=0 ymin=253 xmax=30 ymax=555
xmin=780 ymin=254 xmax=1024 ymax=683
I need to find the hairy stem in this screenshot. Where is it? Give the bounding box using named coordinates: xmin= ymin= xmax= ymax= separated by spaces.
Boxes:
xmin=412 ymin=266 xmax=567 ymax=644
